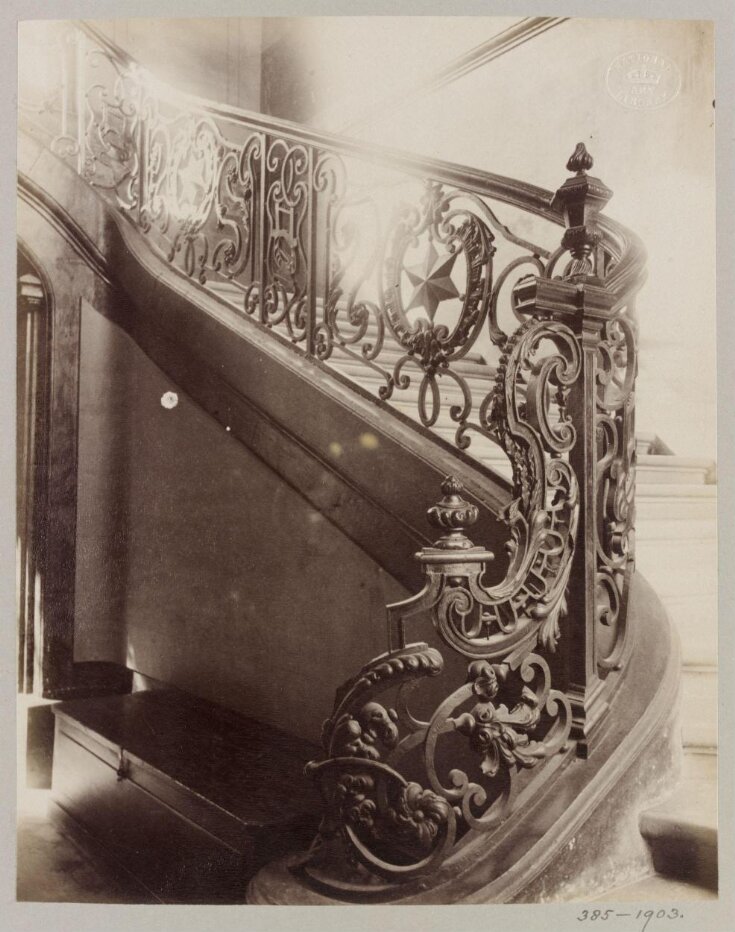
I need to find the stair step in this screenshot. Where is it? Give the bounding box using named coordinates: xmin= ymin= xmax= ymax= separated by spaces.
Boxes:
xmin=590 ymin=874 xmax=717 ymax=902
xmin=636 ymin=455 xmax=714 ymax=485
xmin=635 ymin=485 xmax=717 ymax=522
xmin=679 ymin=667 xmax=718 ymax=752
xmin=635 ymin=431 xmax=675 ymax=455
xmin=639 ymin=758 xmax=718 ymax=890
xmin=635 ymin=518 xmax=716 ymax=542
xmin=660 ymin=595 xmax=717 ymax=666
xmin=636 ymin=540 xmax=717 ymax=600
xmin=50 ymin=690 xmax=321 ymax=903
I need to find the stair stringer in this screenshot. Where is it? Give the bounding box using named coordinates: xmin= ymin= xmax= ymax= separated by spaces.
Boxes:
xmin=18 ymin=127 xmax=515 ymax=596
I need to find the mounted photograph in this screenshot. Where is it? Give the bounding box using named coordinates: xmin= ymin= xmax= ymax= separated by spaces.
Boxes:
xmin=15 ymin=13 xmax=717 ymax=909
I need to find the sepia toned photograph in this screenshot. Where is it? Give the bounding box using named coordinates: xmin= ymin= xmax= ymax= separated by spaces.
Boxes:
xmin=13 ymin=7 xmax=724 ymax=920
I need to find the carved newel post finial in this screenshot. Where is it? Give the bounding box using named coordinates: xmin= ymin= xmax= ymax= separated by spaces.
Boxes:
xmin=552 ymin=142 xmax=613 ymax=282
xmin=426 ymin=476 xmax=479 ymax=550
xmin=566 ymin=142 xmax=595 ymax=174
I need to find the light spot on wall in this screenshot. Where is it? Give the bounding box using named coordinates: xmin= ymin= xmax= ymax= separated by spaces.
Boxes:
xmin=328 ymin=441 xmax=343 ymax=457
xmin=359 ymin=432 xmax=379 ymax=450
xmin=160 ymin=391 xmax=178 ymax=410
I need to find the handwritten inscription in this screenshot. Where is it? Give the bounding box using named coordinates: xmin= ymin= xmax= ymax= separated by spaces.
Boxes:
xmin=578 ymin=908 xmax=685 ymax=932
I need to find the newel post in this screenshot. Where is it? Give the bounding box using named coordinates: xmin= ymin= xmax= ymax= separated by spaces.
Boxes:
xmin=514 ymin=143 xmax=637 ymax=757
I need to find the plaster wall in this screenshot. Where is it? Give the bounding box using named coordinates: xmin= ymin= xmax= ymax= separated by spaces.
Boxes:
xmin=74 ymin=300 xmax=129 ymax=663
xmin=259 ymin=16 xmax=519 ymax=124
xmin=74 ymin=305 xmax=406 ymax=742
xmin=92 ymin=17 xmax=263 ymax=113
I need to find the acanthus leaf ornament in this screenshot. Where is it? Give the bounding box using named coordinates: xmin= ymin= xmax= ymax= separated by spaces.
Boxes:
xmin=455 ymin=682 xmax=546 ymax=778
xmin=306 ymin=635 xmax=571 ymax=882
xmin=306 ymin=472 xmax=577 ymax=884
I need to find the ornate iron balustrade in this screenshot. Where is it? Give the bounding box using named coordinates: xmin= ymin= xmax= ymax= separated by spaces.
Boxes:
xmin=19 ymin=21 xmax=646 ymax=888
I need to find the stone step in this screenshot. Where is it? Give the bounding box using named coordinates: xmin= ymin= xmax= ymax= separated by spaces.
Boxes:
xmin=331 ymin=377 xmax=716 ymax=494
xmin=636 ymin=518 xmax=716 ymax=542
xmin=638 ymin=754 xmax=718 ymax=890
xmin=679 ymin=667 xmax=718 ymax=752
xmin=589 ymin=874 xmax=717 ymax=902
xmin=635 ymin=485 xmax=717 ymax=522
xmin=636 ymin=539 xmax=717 ymax=600
xmin=636 ymin=455 xmax=714 ymax=485
xmin=635 ymin=431 xmax=675 ymax=455
xmin=662 ymin=595 xmax=717 ymax=666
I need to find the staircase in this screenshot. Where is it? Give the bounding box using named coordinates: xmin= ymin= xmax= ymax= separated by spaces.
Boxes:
xmin=17 ymin=20 xmax=718 ymax=906
xmin=210 ymin=278 xmax=720 ymax=767
xmin=206 ymin=282 xmax=719 ymax=902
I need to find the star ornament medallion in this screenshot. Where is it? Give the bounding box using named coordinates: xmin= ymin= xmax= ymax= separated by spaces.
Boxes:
xmin=404 ymin=241 xmax=460 ymax=320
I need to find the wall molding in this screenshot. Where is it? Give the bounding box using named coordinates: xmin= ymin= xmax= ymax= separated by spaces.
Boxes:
xmin=17 ymin=172 xmax=113 ymax=287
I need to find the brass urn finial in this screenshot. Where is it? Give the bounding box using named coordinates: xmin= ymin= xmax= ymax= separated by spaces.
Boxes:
xmin=566 ymin=142 xmax=594 ymax=175
xmin=426 ymin=476 xmax=479 ymax=550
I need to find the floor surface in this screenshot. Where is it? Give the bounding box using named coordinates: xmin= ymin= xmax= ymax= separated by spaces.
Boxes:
xmin=15 ymin=701 xmax=718 ymax=905
xmin=16 ymin=789 xmax=138 ymax=904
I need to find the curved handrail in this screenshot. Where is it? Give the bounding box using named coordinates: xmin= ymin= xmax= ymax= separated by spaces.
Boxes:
xmin=76 ymin=20 xmax=646 ymax=306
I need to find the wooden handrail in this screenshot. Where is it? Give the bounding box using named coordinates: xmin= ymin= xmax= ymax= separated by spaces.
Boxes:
xmin=76 ymin=19 xmax=645 ymax=305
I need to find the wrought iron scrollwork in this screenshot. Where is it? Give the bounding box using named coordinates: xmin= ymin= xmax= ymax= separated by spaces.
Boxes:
xmin=300 ymin=297 xmax=582 ymax=881
xmin=306 ymin=562 xmax=572 ymax=883
xmin=306 ymin=644 xmax=456 ymax=881
xmin=301 ymin=144 xmax=643 ymax=885
xmin=549 ymin=143 xmax=639 ymax=674
xmin=82 ymin=46 xmax=143 ymax=210
xmin=262 ymin=139 xmax=310 ymax=341
xmin=381 ymin=181 xmax=495 ymax=369
xmin=411 ymin=315 xmax=582 ymax=659
xmin=43 ymin=30 xmax=640 ymax=506
xmin=594 ymin=313 xmax=637 ymax=670
xmin=305 ymin=450 xmax=575 ymax=884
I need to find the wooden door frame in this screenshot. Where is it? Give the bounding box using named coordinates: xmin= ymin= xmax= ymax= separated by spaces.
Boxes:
xmin=18 ymin=176 xmax=131 ymax=699
xmin=17 ymin=246 xmax=51 ymax=694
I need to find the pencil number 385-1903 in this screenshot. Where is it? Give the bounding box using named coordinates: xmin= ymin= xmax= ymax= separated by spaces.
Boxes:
xmin=577 ymin=908 xmax=684 ymax=931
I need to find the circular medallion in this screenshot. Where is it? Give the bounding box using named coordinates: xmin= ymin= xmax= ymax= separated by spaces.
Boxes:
xmin=382 ymin=199 xmax=494 ymax=369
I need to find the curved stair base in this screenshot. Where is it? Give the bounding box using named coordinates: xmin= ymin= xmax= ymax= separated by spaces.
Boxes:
xmin=247 ymin=575 xmax=682 ymax=905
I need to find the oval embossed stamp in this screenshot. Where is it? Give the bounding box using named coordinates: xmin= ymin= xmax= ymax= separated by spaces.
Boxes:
xmin=606 ymin=51 xmax=681 ymax=110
